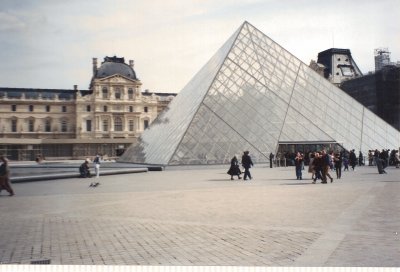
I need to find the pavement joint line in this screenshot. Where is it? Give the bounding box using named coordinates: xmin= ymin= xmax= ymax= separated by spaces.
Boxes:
xmin=293 ymin=181 xmax=382 ymax=266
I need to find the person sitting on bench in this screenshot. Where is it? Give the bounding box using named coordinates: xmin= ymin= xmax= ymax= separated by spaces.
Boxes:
xmin=79 ymin=159 xmax=91 ymax=178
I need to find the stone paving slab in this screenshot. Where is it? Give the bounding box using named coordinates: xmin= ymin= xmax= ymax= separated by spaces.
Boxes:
xmin=0 ymin=165 xmax=399 ymax=266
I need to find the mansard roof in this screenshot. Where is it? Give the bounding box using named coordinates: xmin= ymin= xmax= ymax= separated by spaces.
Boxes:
xmin=0 ymin=87 xmax=82 ymax=98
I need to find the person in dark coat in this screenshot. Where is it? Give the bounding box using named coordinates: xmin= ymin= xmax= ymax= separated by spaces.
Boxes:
xmin=227 ymin=156 xmax=242 ymax=180
xmin=269 ymin=152 xmax=274 ymax=168
xmin=349 ymin=149 xmax=357 ymax=171
xmin=321 ymin=150 xmax=333 ymax=183
xmin=241 ymin=151 xmax=253 ymax=180
xmin=358 ymin=151 xmax=364 ymax=166
xmin=0 ymin=155 xmax=15 ymax=196
xmin=312 ymin=152 xmax=323 ymax=183
xmin=79 ymin=159 xmax=91 ymax=178
xmin=334 ymin=152 xmax=342 ymax=179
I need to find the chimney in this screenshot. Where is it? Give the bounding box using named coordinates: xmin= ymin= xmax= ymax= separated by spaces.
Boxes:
xmin=129 ymin=60 xmax=134 ymax=68
xmin=92 ymin=58 xmax=98 ymax=75
xmin=73 ymin=85 xmax=78 ymax=91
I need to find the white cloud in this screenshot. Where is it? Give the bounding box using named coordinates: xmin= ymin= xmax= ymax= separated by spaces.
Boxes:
xmin=0 ymin=12 xmax=26 ymax=31
xmin=0 ymin=0 xmax=399 ymax=91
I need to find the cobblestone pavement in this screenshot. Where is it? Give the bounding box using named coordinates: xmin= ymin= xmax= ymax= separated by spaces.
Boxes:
xmin=0 ymin=165 xmax=399 ymax=266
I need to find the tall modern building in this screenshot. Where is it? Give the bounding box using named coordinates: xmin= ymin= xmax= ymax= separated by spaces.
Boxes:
xmin=119 ymin=21 xmax=400 ymax=166
xmin=340 ymin=65 xmax=400 ymax=131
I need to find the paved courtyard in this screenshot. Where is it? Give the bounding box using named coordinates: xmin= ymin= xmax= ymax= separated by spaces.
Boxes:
xmin=0 ymin=164 xmax=399 ymax=267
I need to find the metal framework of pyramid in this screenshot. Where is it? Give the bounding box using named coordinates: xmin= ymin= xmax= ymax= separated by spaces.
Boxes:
xmin=119 ymin=21 xmax=400 ymax=165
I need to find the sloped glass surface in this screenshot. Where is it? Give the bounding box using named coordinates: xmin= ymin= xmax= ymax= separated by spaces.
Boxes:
xmin=170 ymin=104 xmax=269 ymax=165
xmin=119 ymin=22 xmax=243 ymax=164
xmin=119 ymin=21 xmax=400 ymax=165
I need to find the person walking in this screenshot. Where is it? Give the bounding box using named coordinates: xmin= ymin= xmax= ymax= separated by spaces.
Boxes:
xmin=227 ymin=155 xmax=242 ymax=180
xmin=312 ymin=152 xmax=323 ymax=183
xmin=334 ymin=152 xmax=342 ymax=179
xmin=0 ymin=155 xmax=15 ymax=196
xmin=90 ymin=154 xmax=101 ymax=187
xmin=349 ymin=149 xmax=357 ymax=171
xmin=368 ymin=150 xmax=373 ymax=166
xmin=308 ymin=152 xmax=315 ymax=180
xmin=395 ymin=150 xmax=400 ymax=168
xmin=294 ymin=152 xmax=303 ymax=180
xmin=321 ymin=150 xmax=333 ymax=183
xmin=269 ymin=152 xmax=274 ymax=168
xmin=343 ymin=153 xmax=349 ymax=171
xmin=93 ymin=154 xmax=101 ymax=178
xmin=358 ymin=151 xmax=364 ymax=166
xmin=241 ymin=151 xmax=253 ymax=180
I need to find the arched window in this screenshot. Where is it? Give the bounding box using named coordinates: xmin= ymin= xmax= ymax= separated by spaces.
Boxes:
xmin=114 ymin=117 xmax=123 ymax=131
xmin=102 ymin=87 xmax=108 ymax=99
xmin=86 ymin=105 xmax=91 ymax=112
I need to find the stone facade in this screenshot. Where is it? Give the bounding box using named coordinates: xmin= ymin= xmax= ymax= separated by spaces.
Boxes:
xmin=0 ymin=56 xmax=176 ymax=160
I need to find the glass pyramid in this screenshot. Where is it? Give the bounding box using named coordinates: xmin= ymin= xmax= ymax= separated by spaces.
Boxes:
xmin=119 ymin=21 xmax=400 ymax=165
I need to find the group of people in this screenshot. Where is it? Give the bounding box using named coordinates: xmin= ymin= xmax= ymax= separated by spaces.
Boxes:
xmin=367 ymin=149 xmax=400 ymax=169
xmin=293 ymin=150 xmax=337 ymax=183
xmin=227 ymin=151 xmax=254 ymax=181
xmin=295 ymin=147 xmax=400 ymax=181
xmin=79 ymin=154 xmax=102 ymax=187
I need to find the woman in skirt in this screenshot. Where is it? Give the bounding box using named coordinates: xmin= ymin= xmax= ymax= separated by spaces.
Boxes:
xmin=227 ymin=155 xmax=242 ymax=180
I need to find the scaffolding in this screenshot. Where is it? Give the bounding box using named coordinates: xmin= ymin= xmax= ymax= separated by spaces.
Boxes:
xmin=375 ymin=48 xmax=391 ymax=71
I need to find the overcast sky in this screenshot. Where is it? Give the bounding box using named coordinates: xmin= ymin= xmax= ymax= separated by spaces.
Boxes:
xmin=0 ymin=0 xmax=399 ymax=93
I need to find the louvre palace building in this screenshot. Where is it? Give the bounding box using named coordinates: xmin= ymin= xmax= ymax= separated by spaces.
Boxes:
xmin=0 ymin=56 xmax=176 ymax=161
